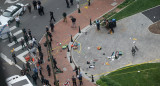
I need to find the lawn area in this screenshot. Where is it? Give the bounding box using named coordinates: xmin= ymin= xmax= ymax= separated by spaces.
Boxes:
xmin=110 ymin=0 xmax=160 ymax=20
xmin=96 ymin=63 xmax=160 ymax=86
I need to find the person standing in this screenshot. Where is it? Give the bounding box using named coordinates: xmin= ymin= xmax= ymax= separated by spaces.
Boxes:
xmin=39 ymin=52 xmax=43 ymax=63
xmin=78 ymin=73 xmax=83 ymax=85
xmin=15 ymin=16 xmax=20 ymax=27
xmin=28 ymin=29 xmax=32 ymax=40
xmin=37 ymin=4 xmax=41 ymax=16
xmin=46 ymin=26 xmax=49 ymax=32
xmin=50 ymin=11 xmax=56 ymax=22
xmin=62 ymin=12 xmax=67 ymax=22
xmin=24 ymin=33 xmax=29 ymax=46
xmin=38 ymin=43 xmax=42 ymax=53
xmin=96 ymin=19 xmax=100 ymax=30
xmin=12 ymin=35 xmax=18 ymax=44
xmin=7 ymin=32 xmax=12 ymax=43
xmin=12 ymin=52 xmax=17 ymax=64
xmin=74 ymin=66 xmax=79 ymax=76
xmin=20 ymin=38 xmax=25 ymax=50
xmin=32 ymin=74 xmax=37 ymax=85
xmin=39 ymin=65 xmax=43 ymax=76
xmin=70 ymin=0 xmax=73 ymax=5
xmin=65 ymin=0 xmax=70 ymax=8
xmin=72 ymin=76 xmax=77 ymax=86
xmin=50 ymin=21 xmax=54 ymax=32
xmin=88 ymin=0 xmax=91 ymax=6
xmin=77 ymin=2 xmax=80 ymax=13
xmin=27 ymin=4 xmax=32 ymax=13
xmin=40 ymin=6 xmax=44 ymax=15
xmin=33 ymin=67 xmax=38 ymax=77
xmin=52 ymin=57 xmax=58 ymax=69
xmin=26 ymin=61 xmax=31 ymax=71
xmin=32 ymin=36 xmax=38 ymax=47
xmin=46 ymin=65 xmax=51 ymax=76
xmin=37 ymin=0 xmax=41 ymax=6
xmin=71 ymin=16 xmax=76 ymax=28
xmin=22 ymin=28 xmax=26 ymax=35
xmin=32 ymin=0 xmax=37 ymax=10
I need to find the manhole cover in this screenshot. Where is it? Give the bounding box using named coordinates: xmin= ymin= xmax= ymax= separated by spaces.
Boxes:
xmin=149 ymin=21 xmax=160 ymax=34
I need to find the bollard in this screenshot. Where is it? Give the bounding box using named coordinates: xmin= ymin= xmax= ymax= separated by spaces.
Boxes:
xmin=91 ymin=75 xmax=94 ymax=82
xmin=67 ymin=47 xmax=70 ymax=52
xmin=71 ymin=35 xmax=73 ymax=42
xmin=79 ymin=26 xmax=81 ymax=33
xmin=70 ymin=56 xmax=72 ymax=63
xmin=90 ymin=18 xmax=92 ymax=25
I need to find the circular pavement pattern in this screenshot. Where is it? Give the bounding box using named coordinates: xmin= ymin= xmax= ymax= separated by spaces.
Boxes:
xmin=149 ymin=21 xmax=160 ymax=34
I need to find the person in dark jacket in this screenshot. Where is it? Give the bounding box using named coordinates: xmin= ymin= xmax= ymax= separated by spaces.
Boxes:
xmin=50 ymin=11 xmax=56 ymax=22
xmin=65 ymin=0 xmax=70 ymax=8
xmin=46 ymin=65 xmax=51 ymax=76
xmin=32 ymin=0 xmax=37 ymax=10
xmin=50 ymin=21 xmax=54 ymax=32
xmin=27 ymin=3 xmax=32 ymax=13
xmin=70 ymin=0 xmax=73 ymax=5
xmin=63 ymin=12 xmax=67 ymax=22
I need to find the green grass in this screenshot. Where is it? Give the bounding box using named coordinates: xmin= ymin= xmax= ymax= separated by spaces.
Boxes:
xmin=110 ymin=0 xmax=160 ymax=20
xmin=96 ymin=63 xmax=160 ymax=86
xmin=117 ymin=0 xmax=135 ymax=9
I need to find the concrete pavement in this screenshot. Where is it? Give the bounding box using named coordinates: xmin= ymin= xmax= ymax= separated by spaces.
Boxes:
xmin=72 ymin=6 xmax=160 ymax=81
xmin=39 ymin=0 xmax=124 ymax=86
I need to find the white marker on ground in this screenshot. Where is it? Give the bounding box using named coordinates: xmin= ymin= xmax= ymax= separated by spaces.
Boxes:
xmin=17 ymin=50 xmax=29 ymax=63
xmin=13 ymin=30 xmax=22 ymax=36
xmin=9 ymin=26 xmax=17 ymax=31
xmin=0 ymin=53 xmax=13 ymax=65
xmin=8 ymin=37 xmax=24 ymax=47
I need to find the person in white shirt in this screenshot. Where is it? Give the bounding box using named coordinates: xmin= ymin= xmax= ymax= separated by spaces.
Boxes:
xmin=32 ymin=37 xmax=38 ymax=47
xmin=15 ymin=15 xmax=20 ymax=27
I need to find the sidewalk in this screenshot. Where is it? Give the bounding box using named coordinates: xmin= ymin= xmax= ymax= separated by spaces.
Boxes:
xmin=39 ymin=0 xmax=124 ymax=86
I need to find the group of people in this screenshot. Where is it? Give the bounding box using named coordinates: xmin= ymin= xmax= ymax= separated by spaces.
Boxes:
xmin=27 ymin=0 xmax=44 ymax=16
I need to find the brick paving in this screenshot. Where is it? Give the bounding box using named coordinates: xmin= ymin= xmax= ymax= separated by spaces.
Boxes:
xmin=38 ymin=0 xmax=124 ymax=86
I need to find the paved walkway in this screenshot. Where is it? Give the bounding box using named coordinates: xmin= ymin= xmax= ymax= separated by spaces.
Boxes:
xmin=72 ymin=9 xmax=160 ymax=81
xmin=39 ymin=0 xmax=124 ymax=86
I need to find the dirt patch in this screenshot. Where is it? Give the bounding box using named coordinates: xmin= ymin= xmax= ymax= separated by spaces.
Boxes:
xmin=149 ymin=21 xmax=160 ymax=34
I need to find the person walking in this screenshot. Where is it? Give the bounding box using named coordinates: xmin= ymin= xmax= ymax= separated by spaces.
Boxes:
xmin=15 ymin=16 xmax=20 ymax=27
xmin=65 ymin=0 xmax=70 ymax=8
xmin=27 ymin=3 xmax=32 ymax=13
xmin=70 ymin=16 xmax=76 ymax=28
xmin=12 ymin=52 xmax=17 ymax=64
xmin=50 ymin=11 xmax=56 ymax=22
xmin=50 ymin=21 xmax=54 ymax=32
xmin=62 ymin=12 xmax=67 ymax=22
xmin=47 ymin=31 xmax=52 ymax=41
xmin=20 ymin=38 xmax=25 ymax=50
xmin=32 ymin=0 xmax=37 ymax=10
xmin=96 ymin=19 xmax=100 ymax=30
xmin=32 ymin=74 xmax=37 ymax=85
xmin=70 ymin=0 xmax=73 ymax=5
xmin=26 ymin=61 xmax=31 ymax=71
xmin=39 ymin=65 xmax=43 ymax=76
xmin=46 ymin=65 xmax=51 ymax=76
xmin=41 ymin=75 xmax=45 ymax=84
xmin=28 ymin=29 xmax=32 ymax=40
xmin=72 ymin=76 xmax=77 ymax=86
xmin=12 ymin=35 xmax=18 ymax=44
xmin=46 ymin=79 xmax=51 ymax=86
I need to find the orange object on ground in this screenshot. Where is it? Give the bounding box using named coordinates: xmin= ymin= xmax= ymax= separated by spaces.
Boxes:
xmin=97 ymin=46 xmax=102 ymax=50
xmin=25 ymin=55 xmax=30 ymax=62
